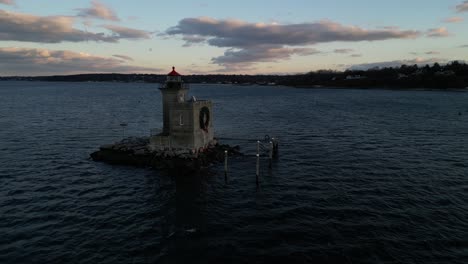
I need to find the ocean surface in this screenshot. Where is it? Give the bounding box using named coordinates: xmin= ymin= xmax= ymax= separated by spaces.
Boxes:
xmin=0 ymin=81 xmax=467 ymax=263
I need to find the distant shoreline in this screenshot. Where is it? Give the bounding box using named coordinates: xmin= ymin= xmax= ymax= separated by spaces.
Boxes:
xmin=1 ymin=61 xmax=467 ymax=90
xmin=290 ymin=85 xmax=468 ymax=91
xmin=1 ymin=78 xmax=467 ymax=91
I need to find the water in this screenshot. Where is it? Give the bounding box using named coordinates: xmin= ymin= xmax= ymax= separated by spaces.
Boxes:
xmin=1 ymin=81 xmax=468 ymax=263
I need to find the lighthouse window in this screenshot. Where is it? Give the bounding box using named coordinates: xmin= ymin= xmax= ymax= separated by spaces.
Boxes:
xmin=179 ymin=114 xmax=184 ymax=126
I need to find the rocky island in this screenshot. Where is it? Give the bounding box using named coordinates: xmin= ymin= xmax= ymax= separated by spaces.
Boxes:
xmin=90 ymin=67 xmax=242 ymax=172
xmin=90 ymin=136 xmax=241 ymax=173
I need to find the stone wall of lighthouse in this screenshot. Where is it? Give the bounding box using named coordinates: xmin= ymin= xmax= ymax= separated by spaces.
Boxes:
xmin=149 ymin=67 xmax=214 ymax=151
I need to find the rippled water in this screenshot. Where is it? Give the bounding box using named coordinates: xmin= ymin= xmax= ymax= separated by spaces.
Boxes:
xmin=1 ymin=81 xmax=468 ymax=263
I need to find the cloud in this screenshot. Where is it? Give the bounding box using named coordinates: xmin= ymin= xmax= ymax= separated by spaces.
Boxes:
xmin=212 ymin=46 xmax=320 ymax=65
xmin=77 ymin=0 xmax=119 ymax=21
xmin=0 ymin=10 xmax=116 ymax=43
xmin=425 ymin=51 xmax=440 ymax=55
xmin=348 ymin=57 xmax=447 ymax=70
xmin=459 ymin=44 xmax=468 ymax=48
xmin=0 ymin=0 xmax=14 ymax=5
xmin=212 ymin=63 xmax=257 ymax=73
xmin=181 ymin=35 xmax=207 ymax=47
xmin=165 ymin=17 xmax=420 ymax=68
xmin=0 ymin=10 xmax=151 ymax=43
xmin=294 ymin=47 xmax=322 ymax=56
xmin=443 ymin=17 xmax=464 ymax=23
xmin=113 ymin=54 xmax=133 ymax=61
xmin=456 ymin=1 xmax=468 ymax=12
xmin=102 ymin=24 xmax=151 ymax=39
xmin=426 ymin=27 xmax=450 ymax=37
xmin=0 ymin=47 xmax=159 ymax=76
xmin=166 ymin=17 xmax=420 ymax=47
xmin=350 ymin=54 xmax=362 ymax=57
xmin=334 ymin=48 xmax=354 ymax=54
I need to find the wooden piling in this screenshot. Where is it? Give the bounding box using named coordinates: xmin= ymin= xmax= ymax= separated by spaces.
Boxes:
xmin=256 ymin=153 xmax=260 ymax=186
xmin=224 ymin=150 xmax=228 ymax=181
xmin=272 ymin=137 xmax=278 ymax=158
xmin=269 ymin=141 xmax=273 ymax=168
xmin=120 ymin=123 xmax=127 ymax=138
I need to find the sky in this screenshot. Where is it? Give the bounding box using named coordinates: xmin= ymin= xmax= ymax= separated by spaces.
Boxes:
xmin=0 ymin=0 xmax=467 ymax=76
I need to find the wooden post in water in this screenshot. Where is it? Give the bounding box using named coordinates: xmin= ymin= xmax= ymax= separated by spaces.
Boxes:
xmin=272 ymin=137 xmax=279 ymax=158
xmin=120 ymin=123 xmax=127 ymax=138
xmin=224 ymin=150 xmax=228 ymax=181
xmin=256 ymin=141 xmax=260 ymax=186
xmin=269 ymin=141 xmax=273 ymax=168
xmin=256 ymin=153 xmax=260 ymax=186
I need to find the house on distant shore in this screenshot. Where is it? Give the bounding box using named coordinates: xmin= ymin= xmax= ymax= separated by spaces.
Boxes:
xmin=345 ymin=75 xmax=366 ymax=80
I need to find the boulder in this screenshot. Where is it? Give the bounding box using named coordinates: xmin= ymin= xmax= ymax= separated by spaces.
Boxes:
xmin=99 ymin=144 xmax=114 ymax=151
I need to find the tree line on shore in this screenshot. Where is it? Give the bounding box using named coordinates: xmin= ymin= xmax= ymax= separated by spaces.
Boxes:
xmin=290 ymin=60 xmax=468 ymax=89
xmin=1 ymin=61 xmax=467 ymax=89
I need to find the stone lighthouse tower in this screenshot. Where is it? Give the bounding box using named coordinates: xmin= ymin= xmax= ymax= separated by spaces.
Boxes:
xmin=149 ymin=67 xmax=214 ymax=151
xmin=160 ymin=67 xmax=188 ymax=135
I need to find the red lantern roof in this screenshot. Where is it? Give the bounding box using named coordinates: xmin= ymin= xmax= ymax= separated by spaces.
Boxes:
xmin=167 ymin=66 xmax=181 ymax=76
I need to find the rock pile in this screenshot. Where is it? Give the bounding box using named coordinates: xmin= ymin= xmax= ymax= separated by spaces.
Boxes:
xmin=90 ymin=137 xmax=242 ymax=172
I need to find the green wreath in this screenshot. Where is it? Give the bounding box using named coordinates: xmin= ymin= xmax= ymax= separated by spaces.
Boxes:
xmin=199 ymin=107 xmax=210 ymax=132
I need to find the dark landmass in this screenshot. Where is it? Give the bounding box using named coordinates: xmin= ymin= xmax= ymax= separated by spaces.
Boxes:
xmin=2 ymin=61 xmax=468 ymax=89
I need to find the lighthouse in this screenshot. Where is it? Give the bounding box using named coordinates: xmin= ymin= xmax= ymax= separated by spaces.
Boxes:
xmin=149 ymin=67 xmax=214 ymax=151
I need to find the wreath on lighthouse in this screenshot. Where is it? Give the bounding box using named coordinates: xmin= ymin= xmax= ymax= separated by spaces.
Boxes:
xmin=199 ymin=107 xmax=210 ymax=132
